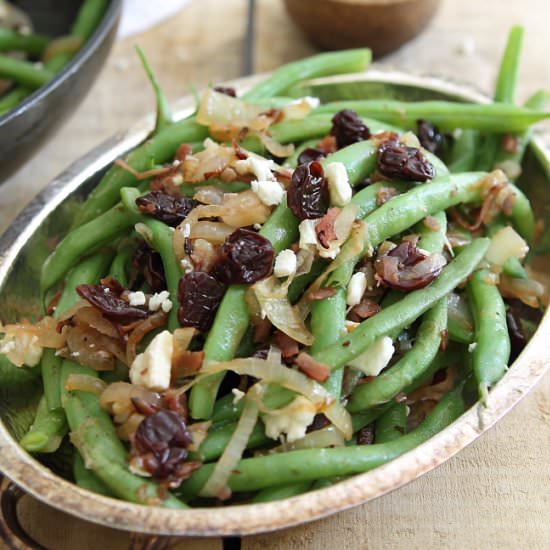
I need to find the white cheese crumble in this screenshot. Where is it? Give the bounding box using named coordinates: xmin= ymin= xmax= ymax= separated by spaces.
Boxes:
xmin=0 ymin=334 xmax=42 ymax=367
xmin=180 ymin=258 xmax=194 ymax=274
xmin=149 ymin=290 xmax=172 ymax=313
xmin=127 ymin=291 xmax=146 ymax=307
xmin=251 ymin=179 xmax=286 ymax=206
xmin=325 ymin=162 xmax=352 ymax=206
xmin=182 ymin=223 xmax=191 ymax=238
xmin=273 ymin=249 xmax=297 ymax=278
xmin=262 ymin=396 xmax=317 ymax=443
xmin=234 ymin=156 xmax=276 ymax=182
xmin=129 ymin=330 xmax=173 ymax=391
xmin=348 ymin=336 xmax=394 ymax=375
xmin=346 ymin=272 xmax=367 ymax=307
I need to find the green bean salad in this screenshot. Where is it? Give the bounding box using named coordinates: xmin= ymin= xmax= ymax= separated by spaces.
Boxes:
xmin=0 ymin=26 xmax=548 ymax=508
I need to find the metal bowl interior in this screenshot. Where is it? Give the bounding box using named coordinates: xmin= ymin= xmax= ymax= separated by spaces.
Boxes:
xmin=0 ymin=71 xmax=549 ymax=537
xmin=0 ymin=0 xmax=122 ymax=181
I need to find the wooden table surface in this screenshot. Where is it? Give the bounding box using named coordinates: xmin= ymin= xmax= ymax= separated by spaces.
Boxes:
xmin=1 ymin=0 xmax=549 ymax=548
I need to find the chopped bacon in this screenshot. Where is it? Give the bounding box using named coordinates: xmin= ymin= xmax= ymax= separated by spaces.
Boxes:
xmin=172 ymin=350 xmax=204 ymax=378
xmin=294 ymin=352 xmax=330 ymax=382
xmin=348 ymin=298 xmax=381 ymax=322
xmin=501 ymin=134 xmax=519 ymax=154
xmin=125 ymin=311 xmax=168 ymax=365
xmin=315 ymin=207 xmax=340 ymax=248
xmin=317 ymin=134 xmax=337 ymax=155
xmin=273 ymin=331 xmax=300 ymax=361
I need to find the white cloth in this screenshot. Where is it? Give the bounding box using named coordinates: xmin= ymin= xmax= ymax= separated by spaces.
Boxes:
xmin=118 ymin=0 xmax=190 ymax=38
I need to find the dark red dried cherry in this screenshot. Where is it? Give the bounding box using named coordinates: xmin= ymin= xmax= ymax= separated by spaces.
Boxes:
xmin=136 ymin=191 xmax=196 ymax=227
xmin=213 ymin=85 xmax=237 ymax=97
xmin=133 ymin=244 xmax=166 ymax=293
xmin=297 ymin=147 xmax=326 ymax=166
xmin=377 ymin=143 xmax=435 ymax=182
xmin=178 ymin=272 xmax=226 ymax=332
xmin=287 ymin=161 xmax=329 ymax=221
xmin=416 ymin=119 xmax=444 ymax=154
xmin=330 ymin=109 xmax=370 ymax=148
xmin=213 ymin=228 xmax=274 ymax=284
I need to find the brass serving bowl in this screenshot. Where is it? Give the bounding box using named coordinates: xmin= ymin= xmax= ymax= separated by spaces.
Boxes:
xmin=0 ymin=71 xmax=549 ymax=537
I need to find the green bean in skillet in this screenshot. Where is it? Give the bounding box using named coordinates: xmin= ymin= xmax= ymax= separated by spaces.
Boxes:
xmin=374 ymin=402 xmax=409 ymax=444
xmin=73 ymin=452 xmax=113 ymax=497
xmin=0 ymin=28 xmax=49 ymax=55
xmin=19 ymin=396 xmax=67 ymax=453
xmin=0 ymin=54 xmax=53 ymax=88
xmin=252 ymin=482 xmax=312 ymax=503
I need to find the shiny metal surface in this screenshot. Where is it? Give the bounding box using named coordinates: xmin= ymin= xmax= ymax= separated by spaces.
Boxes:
xmin=0 ymin=71 xmax=548 ymax=536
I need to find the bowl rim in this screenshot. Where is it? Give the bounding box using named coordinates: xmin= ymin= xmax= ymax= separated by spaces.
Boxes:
xmin=0 ymin=0 xmax=123 ymax=127
xmin=0 ymin=69 xmax=549 ymax=537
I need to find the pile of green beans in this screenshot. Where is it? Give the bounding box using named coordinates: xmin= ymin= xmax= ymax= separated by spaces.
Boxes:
xmin=0 ymin=0 xmax=108 ymax=116
xmin=2 ymin=28 xmax=547 ymax=508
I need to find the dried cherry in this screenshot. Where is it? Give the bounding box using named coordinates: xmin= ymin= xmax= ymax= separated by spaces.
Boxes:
xmin=377 ymin=143 xmax=435 ymax=182
xmin=287 ymin=161 xmax=329 ymax=220
xmin=136 ymin=191 xmax=196 ymax=227
xmin=213 ymin=228 xmax=274 ymax=284
xmin=297 ymin=147 xmax=326 ymax=166
xmin=416 ymin=119 xmax=444 ymax=154
xmin=178 ymin=272 xmax=226 ymax=332
xmin=330 ymin=109 xmax=370 ymax=148
xmin=133 ymin=244 xmax=166 ymax=293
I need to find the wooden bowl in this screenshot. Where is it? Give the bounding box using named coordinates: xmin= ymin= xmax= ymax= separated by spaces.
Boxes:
xmin=284 ymin=0 xmax=440 ymax=57
xmin=0 ymin=70 xmax=549 ymax=537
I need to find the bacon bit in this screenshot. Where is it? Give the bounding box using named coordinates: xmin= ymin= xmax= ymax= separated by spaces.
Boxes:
xmin=172 ymin=350 xmax=204 ymax=378
xmin=46 ymin=289 xmax=62 ymax=316
xmin=273 ymin=331 xmax=300 ymax=360
xmin=439 ymin=328 xmax=449 ymax=351
xmin=371 ymin=131 xmax=399 ymax=147
xmin=501 ymin=134 xmax=519 ymax=154
xmin=163 ymin=390 xmax=189 ymax=420
xmin=125 ymin=311 xmax=168 ymax=365
xmin=175 ymin=143 xmax=193 ymax=162
xmin=376 ymin=186 xmax=399 ymax=206
xmin=259 ymin=108 xmax=283 ymax=124
xmin=232 ymin=139 xmax=248 ymax=160
xmin=423 ymin=215 xmax=441 ymax=232
xmin=114 ymin=159 xmax=177 ymax=181
xmin=307 ymin=287 xmax=337 ymax=301
xmin=501 ymin=192 xmax=516 ymax=217
xmin=348 ymin=298 xmax=381 ymax=322
xmin=408 ymin=368 xmax=455 ymax=404
xmin=315 ymin=207 xmax=340 ymax=248
xmin=317 ymin=134 xmax=337 ymax=155
xmin=294 ymin=352 xmax=330 ymax=382
xmin=253 ymin=317 xmax=273 ymax=343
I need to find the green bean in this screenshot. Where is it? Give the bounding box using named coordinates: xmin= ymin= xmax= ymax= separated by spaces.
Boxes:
xmin=60 ymin=360 xmax=186 ymax=507
xmin=509 ymin=183 xmax=535 ymax=242
xmin=502 ymin=256 xmax=527 ymax=279
xmin=313 ymin=239 xmax=489 ymax=371
xmin=0 ymin=54 xmax=53 ymax=88
xmin=242 ymin=49 xmax=371 ymax=102
xmin=0 ymin=28 xmax=49 ymax=55
xmin=41 ymin=350 xmax=63 ymax=412
xmin=0 ymin=87 xmax=29 ymax=115
xmin=41 ymin=205 xmax=140 ymax=296
xmin=495 ymin=26 xmax=524 ymax=104
xmin=447 ymin=308 xmax=474 ymax=344
xmin=466 ymin=269 xmax=510 ymax=403
xmin=347 ymin=298 xmax=447 ymax=412
xmin=189 ymin=421 xmax=269 ymax=463
xmin=287 ymin=260 xmax=326 ymax=304
xmin=73 ymin=452 xmax=113 ymax=497
xmin=252 ymin=482 xmax=311 ymax=503
xmin=178 ymin=385 xmax=464 ymax=497
xmin=108 ymin=242 xmax=136 ymax=287
xmin=19 ymin=396 xmax=67 ymax=453
xmin=374 ymin=402 xmax=408 ymax=443
xmin=136 ymin=46 xmax=172 ymax=133
xmin=310 ymin=288 xmax=346 ymax=398
xmin=449 ymin=130 xmax=480 ymax=172
xmin=314 ymin=100 xmax=550 ymax=133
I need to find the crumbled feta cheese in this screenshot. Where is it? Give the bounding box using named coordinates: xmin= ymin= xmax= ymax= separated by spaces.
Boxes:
xmin=468 ymin=342 xmax=477 ymax=353
xmin=303 ymin=96 xmax=321 ymax=109
xmin=348 ymin=336 xmax=394 ymax=375
xmin=262 ymin=396 xmax=317 ymax=443
xmin=253 ymin=223 xmax=263 ymax=230
xmin=127 ymin=291 xmax=146 ymax=307
xmin=325 ymin=162 xmax=352 ymax=206
xmin=234 ymin=156 xmax=276 ymax=182
xmin=129 ymin=330 xmax=173 ymax=391
xmin=298 ymin=219 xmax=318 ymax=249
xmin=149 ymin=290 xmax=171 ymax=312
xmin=232 ymin=388 xmax=245 ymax=404
xmin=274 ymin=249 xmax=297 ymax=278
xmin=251 ymin=179 xmax=285 ymax=206
xmin=346 ymin=272 xmax=367 ymax=307
xmin=281 ymin=96 xmax=321 ymax=119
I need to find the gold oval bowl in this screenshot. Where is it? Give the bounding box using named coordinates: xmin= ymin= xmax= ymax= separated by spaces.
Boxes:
xmin=0 ymin=71 xmax=549 ymax=537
